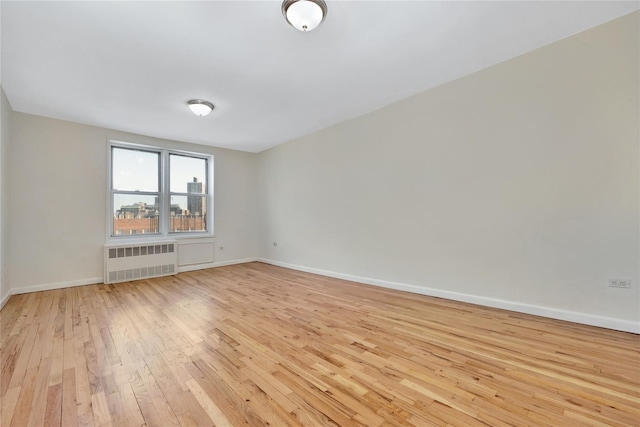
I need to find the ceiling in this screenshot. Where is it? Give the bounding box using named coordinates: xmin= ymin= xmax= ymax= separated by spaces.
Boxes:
xmin=2 ymin=1 xmax=638 ymax=153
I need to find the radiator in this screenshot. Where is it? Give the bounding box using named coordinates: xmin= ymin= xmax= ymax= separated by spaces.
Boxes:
xmin=104 ymin=240 xmax=177 ymax=284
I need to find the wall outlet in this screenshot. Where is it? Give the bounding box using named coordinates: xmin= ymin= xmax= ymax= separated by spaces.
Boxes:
xmin=608 ymin=279 xmax=631 ymax=288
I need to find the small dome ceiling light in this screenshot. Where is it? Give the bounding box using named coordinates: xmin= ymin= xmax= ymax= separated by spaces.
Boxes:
xmin=187 ymin=99 xmax=214 ymax=117
xmin=282 ymin=0 xmax=327 ymax=32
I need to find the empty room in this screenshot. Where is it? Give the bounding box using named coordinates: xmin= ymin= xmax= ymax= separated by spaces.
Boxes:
xmin=0 ymin=1 xmax=638 ymax=426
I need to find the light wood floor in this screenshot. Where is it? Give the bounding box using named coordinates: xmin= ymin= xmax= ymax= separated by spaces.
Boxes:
xmin=1 ymin=262 xmax=639 ymax=426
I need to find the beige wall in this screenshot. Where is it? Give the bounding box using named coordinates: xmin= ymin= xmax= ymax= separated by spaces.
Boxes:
xmin=7 ymin=113 xmax=260 ymax=291
xmin=259 ymin=12 xmax=639 ymax=330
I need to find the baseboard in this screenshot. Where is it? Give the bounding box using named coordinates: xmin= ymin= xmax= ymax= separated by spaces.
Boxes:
xmin=258 ymin=258 xmax=640 ymax=334
xmin=4 ymin=259 xmax=636 ymax=334
xmin=178 ymin=257 xmax=258 ymax=273
xmin=10 ymin=277 xmax=104 ymax=296
xmin=1 ymin=258 xmax=259 ymax=302
xmin=0 ymin=290 xmax=12 ymax=310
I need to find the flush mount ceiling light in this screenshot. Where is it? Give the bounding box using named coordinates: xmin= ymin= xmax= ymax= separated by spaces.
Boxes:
xmin=282 ymin=0 xmax=327 ymax=32
xmin=187 ymin=99 xmax=214 ymax=117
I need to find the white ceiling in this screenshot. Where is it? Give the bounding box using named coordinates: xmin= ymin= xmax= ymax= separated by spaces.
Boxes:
xmin=2 ymin=1 xmax=638 ymax=153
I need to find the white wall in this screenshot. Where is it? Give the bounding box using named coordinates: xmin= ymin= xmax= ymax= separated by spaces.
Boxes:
xmin=7 ymin=113 xmax=260 ymax=292
xmin=0 ymin=3 xmax=7 ymax=307
xmin=259 ymin=12 xmax=639 ymax=331
xmin=0 ymin=87 xmax=10 ymax=305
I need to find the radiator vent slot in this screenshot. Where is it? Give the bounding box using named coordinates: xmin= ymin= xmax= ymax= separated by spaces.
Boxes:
xmin=104 ymin=241 xmax=177 ymax=284
xmin=107 ymin=264 xmax=175 ymax=283
xmin=108 ymin=243 xmax=174 ymax=259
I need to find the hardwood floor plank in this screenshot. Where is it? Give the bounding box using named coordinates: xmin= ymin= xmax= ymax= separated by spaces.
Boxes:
xmin=1 ymin=329 xmax=28 ymax=396
xmin=185 ymin=378 xmax=232 ymax=427
xmin=1 ymin=262 xmax=638 ymax=426
xmin=6 ymin=317 xmax=39 ymax=391
xmin=104 ymin=382 xmax=146 ymax=427
xmin=91 ymin=390 xmax=112 ymax=427
xmin=61 ymin=367 xmax=78 ymax=427
xmin=43 ymin=383 xmax=63 ymax=427
xmin=1 ymin=386 xmax=21 ymax=427
xmin=74 ymin=344 xmax=96 ymax=426
xmin=10 ymin=366 xmax=38 ymax=426
xmin=185 ymin=359 xmax=254 ymax=426
xmin=26 ymin=355 xmax=53 ymax=427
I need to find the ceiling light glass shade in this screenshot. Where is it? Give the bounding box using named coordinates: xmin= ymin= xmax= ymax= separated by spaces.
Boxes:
xmin=187 ymin=99 xmax=214 ymax=116
xmin=282 ymin=0 xmax=327 ymax=32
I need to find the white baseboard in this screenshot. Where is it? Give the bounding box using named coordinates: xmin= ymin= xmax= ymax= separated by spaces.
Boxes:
xmin=0 ymin=258 xmax=259 ymax=307
xmin=178 ymin=257 xmax=258 ymax=273
xmin=0 ymin=290 xmax=11 ymax=310
xmin=11 ymin=277 xmax=104 ymax=296
xmin=258 ymin=258 xmax=640 ymax=334
xmin=1 ymin=278 xmax=103 ymax=311
xmin=3 ymin=259 xmax=637 ymax=334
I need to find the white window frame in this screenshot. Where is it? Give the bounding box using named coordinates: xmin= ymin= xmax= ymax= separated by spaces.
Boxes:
xmin=107 ymin=140 xmax=214 ymax=241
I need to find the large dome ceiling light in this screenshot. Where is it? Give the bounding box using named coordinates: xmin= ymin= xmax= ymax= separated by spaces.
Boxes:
xmin=187 ymin=99 xmax=214 ymax=117
xmin=282 ymin=0 xmax=327 ymax=32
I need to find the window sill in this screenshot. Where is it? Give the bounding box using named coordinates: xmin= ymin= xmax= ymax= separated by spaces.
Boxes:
xmin=106 ymin=232 xmax=214 ymax=245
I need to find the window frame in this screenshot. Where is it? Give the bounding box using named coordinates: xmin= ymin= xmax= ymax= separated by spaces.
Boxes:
xmin=107 ymin=140 xmax=214 ymax=241
xmin=110 ymin=144 xmax=162 ymax=237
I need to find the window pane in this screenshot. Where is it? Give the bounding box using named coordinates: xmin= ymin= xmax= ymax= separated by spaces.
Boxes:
xmin=113 ymin=194 xmax=160 ymax=235
xmin=170 ymin=195 xmax=207 ymax=232
xmin=112 ymin=147 xmax=159 ymax=192
xmin=170 ymin=154 xmax=207 ymax=193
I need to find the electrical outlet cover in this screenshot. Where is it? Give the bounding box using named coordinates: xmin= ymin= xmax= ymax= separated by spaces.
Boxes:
xmin=608 ymin=279 xmax=631 ymax=288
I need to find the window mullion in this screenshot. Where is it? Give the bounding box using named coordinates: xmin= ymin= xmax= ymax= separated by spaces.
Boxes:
xmin=112 ymin=190 xmax=160 ymax=196
xmin=169 ymin=192 xmax=206 ymax=197
xmin=160 ymin=149 xmax=170 ymax=237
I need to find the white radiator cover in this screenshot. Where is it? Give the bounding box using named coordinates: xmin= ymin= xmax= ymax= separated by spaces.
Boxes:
xmin=104 ymin=240 xmax=177 ymax=284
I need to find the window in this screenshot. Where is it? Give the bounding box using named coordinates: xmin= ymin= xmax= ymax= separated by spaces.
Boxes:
xmin=169 ymin=154 xmax=208 ymax=233
xmin=109 ymin=142 xmax=213 ymax=238
xmin=111 ymin=147 xmax=160 ymax=236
